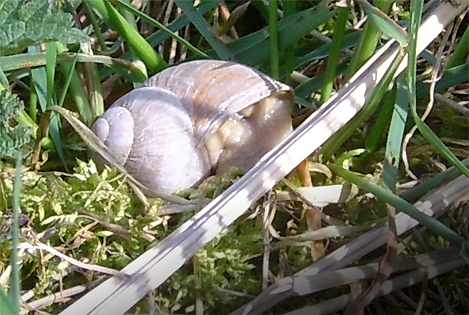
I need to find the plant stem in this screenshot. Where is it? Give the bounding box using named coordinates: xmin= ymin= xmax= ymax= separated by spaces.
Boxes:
xmin=269 ymin=0 xmax=280 ymax=79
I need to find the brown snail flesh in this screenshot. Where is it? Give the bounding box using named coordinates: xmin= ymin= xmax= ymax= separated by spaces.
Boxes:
xmin=91 ymin=60 xmax=293 ymax=195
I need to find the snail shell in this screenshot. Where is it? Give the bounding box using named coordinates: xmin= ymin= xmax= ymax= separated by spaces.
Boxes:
xmin=92 ymin=60 xmax=293 ymax=195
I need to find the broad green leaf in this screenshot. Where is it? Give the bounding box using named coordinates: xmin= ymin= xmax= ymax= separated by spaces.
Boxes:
xmin=0 ymin=0 xmax=90 ymax=56
xmin=0 ymin=90 xmax=31 ymax=157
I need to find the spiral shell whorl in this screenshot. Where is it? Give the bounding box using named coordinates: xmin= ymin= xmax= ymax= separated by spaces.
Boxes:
xmin=91 ymin=106 xmax=134 ymax=166
xmin=93 ymin=87 xmax=212 ymax=194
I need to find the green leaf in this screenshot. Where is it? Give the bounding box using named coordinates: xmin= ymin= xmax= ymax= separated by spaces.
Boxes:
xmin=329 ymin=163 xmax=467 ymax=248
xmin=174 ymin=0 xmax=233 ymax=60
xmin=0 ymin=0 xmax=90 ymax=56
xmin=406 ymin=0 xmax=469 ymax=179
xmin=0 ymin=90 xmax=32 ymax=157
xmin=382 ymin=82 xmax=407 ymax=192
xmin=460 ymin=240 xmax=469 ymax=264
xmin=9 ymin=150 xmax=22 ymax=313
xmin=359 ymin=0 xmax=408 ymax=47
xmin=114 ymin=0 xmax=208 ymax=59
xmin=219 ymin=6 xmax=336 ymax=67
xmin=0 ymin=286 xmax=16 ymax=315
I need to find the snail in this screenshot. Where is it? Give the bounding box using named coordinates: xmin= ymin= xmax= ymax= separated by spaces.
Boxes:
xmin=91 ymin=60 xmax=294 ymax=195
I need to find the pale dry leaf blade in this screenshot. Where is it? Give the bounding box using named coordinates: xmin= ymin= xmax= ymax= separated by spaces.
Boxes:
xmin=276 ymin=184 xmax=358 ymax=206
xmin=60 ymin=1 xmax=468 ymax=314
xmin=231 ymin=174 xmax=469 ymax=315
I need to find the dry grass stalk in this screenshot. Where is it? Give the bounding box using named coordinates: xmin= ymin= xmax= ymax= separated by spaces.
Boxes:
xmin=230 ymin=174 xmax=469 ymax=315
xmin=60 ymin=1 xmax=469 ymax=314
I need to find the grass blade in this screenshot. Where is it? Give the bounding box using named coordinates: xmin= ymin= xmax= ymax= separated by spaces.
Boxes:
xmin=174 ymin=0 xmax=233 ymax=60
xmin=283 ymin=0 xmax=295 ymax=83
xmin=447 ymin=24 xmax=469 ymax=68
xmin=114 ymin=0 xmax=208 ymax=58
xmin=0 ymin=286 xmax=16 ymax=315
xmin=328 ymin=163 xmax=466 ymax=248
xmin=406 ymin=0 xmax=469 ymax=178
xmin=9 ymin=150 xmax=22 ymax=314
xmin=359 ymin=0 xmax=409 ymax=47
xmin=45 ymin=43 xmax=68 ymax=172
xmin=321 ymin=49 xmax=405 ymax=161
xmin=320 ymin=7 xmax=349 ymax=102
xmin=268 ymin=0 xmax=279 ymax=79
xmin=401 ymin=158 xmax=469 ymax=202
xmin=345 ymin=0 xmax=393 ymax=80
xmin=86 ymin=0 xmax=167 ymax=74
xmin=382 ymin=81 xmax=408 ymax=191
xmin=222 ymin=6 xmax=336 ymax=67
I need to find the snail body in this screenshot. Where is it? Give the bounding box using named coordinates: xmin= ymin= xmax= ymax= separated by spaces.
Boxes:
xmin=92 ymin=60 xmax=293 ymax=195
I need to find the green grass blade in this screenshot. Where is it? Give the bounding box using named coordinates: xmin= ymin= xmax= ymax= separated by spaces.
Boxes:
xmin=70 ymin=41 xmax=104 ymax=121
xmin=345 ymin=0 xmax=393 ymax=81
xmin=117 ymin=0 xmax=138 ymax=30
xmin=416 ymin=63 xmax=469 ymax=99
xmin=174 ymin=0 xmax=233 ymax=60
xmin=321 ymin=50 xmax=405 ymax=161
xmin=283 ymin=0 xmax=295 ymax=83
xmin=45 ymin=42 xmax=68 ymax=172
xmin=115 ymin=0 xmax=208 ymax=58
xmin=405 ymin=0 xmax=423 ymax=118
xmin=320 ymin=7 xmax=349 ymax=103
xmin=95 ymin=0 xmax=220 ymax=80
xmin=0 ymin=66 xmax=9 ymax=88
xmin=86 ymin=0 xmax=167 ymax=74
xmin=447 ymin=25 xmax=469 ymax=68
xmin=294 ymin=31 xmax=361 ymax=71
xmin=382 ymin=80 xmax=409 ymax=191
xmin=147 ymin=1 xmax=223 ymax=47
xmin=221 ymin=6 xmax=336 ymax=67
xmin=57 ymin=57 xmax=78 ymax=108
xmin=45 ymin=43 xmax=57 ymax=109
xmin=0 ymin=51 xmax=148 ymax=83
xmin=57 ymin=50 xmax=93 ymax=125
xmin=328 ymin=163 xmax=467 ymax=248
xmin=461 ymin=241 xmax=469 ymax=264
xmin=268 ymin=0 xmax=279 ymax=79
xmin=364 ymin=86 xmax=396 ymax=152
xmin=359 ymin=0 xmax=408 ymax=47
xmin=411 ymin=110 xmax=469 ymax=177
xmin=82 ymin=0 xmax=107 ymax=51
xmin=0 ymin=286 xmax=16 ymax=315
xmin=401 ymin=158 xmax=469 ymax=203
xmin=406 ymin=1 xmax=469 ymax=178
xmin=9 ymin=150 xmax=22 ymax=314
